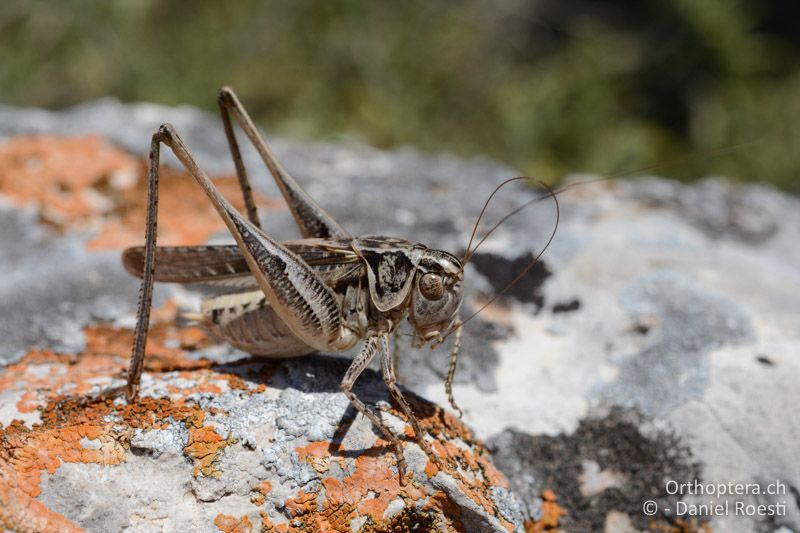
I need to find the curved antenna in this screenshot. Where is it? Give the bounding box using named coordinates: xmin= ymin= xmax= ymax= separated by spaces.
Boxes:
xmin=445 ymin=138 xmax=764 ymax=340
xmin=480 ymin=138 xmax=766 ymax=239
xmin=441 ymin=178 xmax=559 ymax=342
xmin=461 ymin=138 xmax=763 ymax=263
xmin=462 ymin=176 xmax=553 ymax=266
xmin=462 ymin=176 xmax=527 ymax=264
xmin=548 ymin=138 xmax=765 ymax=198
xmin=465 ymin=187 xmax=548 ymax=264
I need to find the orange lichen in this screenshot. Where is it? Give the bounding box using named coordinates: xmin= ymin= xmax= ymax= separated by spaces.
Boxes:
xmin=227 ymin=373 xmax=265 ymax=393
xmin=329 ymin=449 xmax=427 ymax=521
xmin=84 ymin=323 xmax=213 ymax=374
xmin=0 ymin=297 xmax=248 ymax=530
xmin=379 ymin=394 xmax=519 ymax=530
xmin=0 ymin=380 xmax=233 ymax=530
xmin=214 ymin=513 xmax=253 ymax=533
xmin=525 ymin=489 xmax=566 ymax=532
xmin=0 ymin=135 xmax=138 ymax=230
xmin=1 ymin=340 xmax=517 ymax=532
xmin=425 ymin=490 xmax=466 ymax=531
xmin=86 ymin=161 xmax=277 ymax=251
xmin=251 ymin=480 xmax=273 ymax=506
xmin=15 ymin=390 xmax=40 ymax=414
xmin=360 ymin=505 xmax=441 ymax=533
xmin=296 ymin=440 xmax=341 ymax=475
xmin=1 ymin=394 xmax=183 ymax=531
xmin=0 ymin=301 xmax=518 ymax=533
xmin=0 ymin=134 xmax=278 ymax=251
xmin=278 ymin=428 xmax=517 ymax=532
xmin=0 ymin=473 xmax=85 ymax=533
xmin=185 ymin=424 xmax=233 ymax=478
xmin=423 ymin=456 xmax=440 ymax=479
xmin=0 ymin=301 xmax=214 ymax=419
xmin=258 ymin=511 xmax=290 ymax=533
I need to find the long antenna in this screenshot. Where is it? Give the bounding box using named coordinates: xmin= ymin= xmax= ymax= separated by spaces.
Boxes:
xmin=463 ymin=176 xmax=526 ymax=264
xmin=463 ymin=138 xmax=764 ymax=259
xmin=440 ymin=178 xmax=559 ymax=341
xmin=463 ymin=180 xmax=558 ymax=327
xmin=445 ymin=138 xmax=764 ymax=338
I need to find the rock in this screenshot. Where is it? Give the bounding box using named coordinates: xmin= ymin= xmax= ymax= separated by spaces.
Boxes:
xmin=1 ymin=98 xmax=799 ymax=532
xmin=1 ymin=347 xmax=523 ymax=532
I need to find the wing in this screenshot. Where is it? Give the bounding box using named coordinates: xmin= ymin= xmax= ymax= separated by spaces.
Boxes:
xmin=122 ymin=245 xmax=256 ymax=288
xmin=122 ymin=239 xmax=362 ymax=290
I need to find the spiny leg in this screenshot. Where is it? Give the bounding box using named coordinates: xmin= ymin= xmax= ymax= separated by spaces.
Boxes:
xmin=444 ymin=318 xmax=464 ymax=417
xmin=341 ymin=336 xmax=407 ymax=480
xmin=217 ymin=86 xmax=350 ymax=239
xmin=217 ymin=89 xmax=260 ymax=228
xmin=127 ymin=124 xmax=346 ymax=400
xmin=380 ymin=334 xmax=446 ymax=471
xmin=126 ymin=132 xmax=164 ymax=400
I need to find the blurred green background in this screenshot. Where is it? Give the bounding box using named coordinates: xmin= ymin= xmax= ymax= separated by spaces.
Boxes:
xmin=1 ymin=0 xmax=798 ymax=192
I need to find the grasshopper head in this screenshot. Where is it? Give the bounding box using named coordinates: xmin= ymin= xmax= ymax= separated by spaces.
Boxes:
xmin=409 ymin=249 xmax=463 ymax=345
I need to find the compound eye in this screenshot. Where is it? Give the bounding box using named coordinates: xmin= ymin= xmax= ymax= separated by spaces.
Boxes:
xmin=419 ymin=273 xmax=444 ymax=300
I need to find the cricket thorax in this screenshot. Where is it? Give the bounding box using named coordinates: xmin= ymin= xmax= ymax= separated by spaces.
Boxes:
xmin=350 ymin=236 xmax=463 ymax=343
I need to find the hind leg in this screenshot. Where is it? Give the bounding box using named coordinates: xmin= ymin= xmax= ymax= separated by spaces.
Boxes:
xmin=126 ymin=124 xmax=350 ymax=400
xmin=217 ymin=86 xmax=349 ymax=239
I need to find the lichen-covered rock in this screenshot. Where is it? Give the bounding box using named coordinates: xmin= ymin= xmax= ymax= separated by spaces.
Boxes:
xmin=0 ymin=116 xmax=526 ymax=531
xmin=2 ymin=99 xmax=799 ymax=532
xmin=0 ymin=329 xmax=523 ymax=532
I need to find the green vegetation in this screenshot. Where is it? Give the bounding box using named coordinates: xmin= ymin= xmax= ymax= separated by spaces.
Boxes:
xmin=1 ymin=0 xmax=798 ymax=192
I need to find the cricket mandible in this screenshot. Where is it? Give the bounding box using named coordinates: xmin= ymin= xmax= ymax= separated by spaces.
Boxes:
xmin=121 ymin=86 xmax=557 ymax=478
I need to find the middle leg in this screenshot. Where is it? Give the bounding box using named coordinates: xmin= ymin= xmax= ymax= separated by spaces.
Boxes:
xmin=341 ymin=335 xmax=407 ymax=480
xmin=391 ymin=326 xmax=402 ymax=383
xmin=381 ymin=336 xmax=445 ymax=471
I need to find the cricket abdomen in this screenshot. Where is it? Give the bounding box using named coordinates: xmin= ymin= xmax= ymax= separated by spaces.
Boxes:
xmin=200 ymin=290 xmax=315 ymax=357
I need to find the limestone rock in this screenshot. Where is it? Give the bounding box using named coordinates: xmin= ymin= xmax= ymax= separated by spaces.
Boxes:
xmin=2 ymin=98 xmax=800 ymax=532
xmin=1 ymin=346 xmax=522 ymax=532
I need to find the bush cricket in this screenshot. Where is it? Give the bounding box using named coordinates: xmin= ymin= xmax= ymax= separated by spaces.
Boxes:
xmin=121 ymin=87 xmax=558 ymax=479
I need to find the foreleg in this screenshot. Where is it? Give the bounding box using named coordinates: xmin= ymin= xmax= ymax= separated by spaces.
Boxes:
xmin=381 ymin=335 xmax=445 ymax=471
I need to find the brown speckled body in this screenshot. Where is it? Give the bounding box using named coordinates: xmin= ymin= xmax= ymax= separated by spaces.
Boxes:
xmin=123 ymin=237 xmax=462 ymax=356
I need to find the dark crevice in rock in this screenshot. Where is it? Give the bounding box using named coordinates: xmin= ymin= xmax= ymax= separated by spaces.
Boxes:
xmin=789 ymin=485 xmax=800 ymax=512
xmin=552 ymin=298 xmax=581 ymax=314
xmin=755 ymin=355 xmax=774 ymax=366
xmin=469 ymin=252 xmax=551 ymax=308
